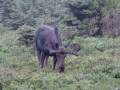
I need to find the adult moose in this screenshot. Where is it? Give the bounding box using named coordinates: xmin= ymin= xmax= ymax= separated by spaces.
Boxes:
xmin=35 ymin=25 xmax=81 ymax=73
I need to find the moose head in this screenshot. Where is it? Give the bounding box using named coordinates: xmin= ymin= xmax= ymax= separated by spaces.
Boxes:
xmin=45 ymin=41 xmax=81 ymax=73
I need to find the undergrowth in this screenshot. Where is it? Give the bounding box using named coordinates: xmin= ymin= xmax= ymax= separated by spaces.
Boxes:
xmin=0 ymin=29 xmax=120 ymax=90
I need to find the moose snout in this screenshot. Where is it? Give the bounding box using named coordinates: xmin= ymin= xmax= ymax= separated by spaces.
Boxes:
xmin=59 ymin=67 xmax=65 ymax=73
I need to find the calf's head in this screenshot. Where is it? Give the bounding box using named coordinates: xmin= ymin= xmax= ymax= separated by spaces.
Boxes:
xmin=45 ymin=41 xmax=81 ymax=73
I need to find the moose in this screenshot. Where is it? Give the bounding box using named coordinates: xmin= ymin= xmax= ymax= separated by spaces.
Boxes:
xmin=35 ymin=25 xmax=81 ymax=73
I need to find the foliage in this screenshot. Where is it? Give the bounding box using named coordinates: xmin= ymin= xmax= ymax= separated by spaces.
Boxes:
xmin=0 ymin=28 xmax=120 ymax=90
xmin=0 ymin=0 xmax=16 ymax=26
xmin=0 ymin=0 xmax=120 ymax=90
xmin=0 ymin=23 xmax=10 ymax=35
xmin=73 ymin=37 xmax=120 ymax=55
xmin=102 ymin=3 xmax=120 ymax=38
xmin=0 ymin=1 xmax=120 ymax=89
xmin=17 ymin=24 xmax=35 ymax=46
xmin=0 ymin=0 xmax=120 ymax=38
xmin=0 ymin=0 xmax=63 ymax=30
xmin=63 ymin=0 xmax=120 ymax=36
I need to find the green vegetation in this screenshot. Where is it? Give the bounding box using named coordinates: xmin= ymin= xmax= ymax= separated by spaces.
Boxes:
xmin=63 ymin=0 xmax=120 ymax=36
xmin=0 ymin=25 xmax=120 ymax=90
xmin=0 ymin=0 xmax=120 ymax=37
xmin=0 ymin=0 xmax=120 ymax=90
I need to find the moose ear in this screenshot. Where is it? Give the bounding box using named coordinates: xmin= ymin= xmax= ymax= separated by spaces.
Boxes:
xmin=64 ymin=41 xmax=70 ymax=48
xmin=44 ymin=41 xmax=53 ymax=51
xmin=45 ymin=41 xmax=59 ymax=50
xmin=44 ymin=41 xmax=60 ymax=54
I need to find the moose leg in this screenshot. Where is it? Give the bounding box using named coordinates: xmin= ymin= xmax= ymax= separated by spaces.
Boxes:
xmin=52 ymin=56 xmax=57 ymax=70
xmin=41 ymin=52 xmax=46 ymax=68
xmin=36 ymin=50 xmax=41 ymax=68
xmin=45 ymin=55 xmax=49 ymax=67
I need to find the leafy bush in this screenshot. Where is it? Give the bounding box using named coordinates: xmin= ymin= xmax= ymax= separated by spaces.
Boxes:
xmin=17 ymin=25 xmax=35 ymax=46
xmin=73 ymin=37 xmax=120 ymax=55
xmin=0 ymin=24 xmax=10 ymax=35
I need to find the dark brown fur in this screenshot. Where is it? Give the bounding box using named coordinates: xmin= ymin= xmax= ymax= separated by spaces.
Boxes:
xmin=35 ymin=25 xmax=81 ymax=72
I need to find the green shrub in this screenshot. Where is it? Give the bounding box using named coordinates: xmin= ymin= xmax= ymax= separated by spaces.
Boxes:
xmin=73 ymin=37 xmax=120 ymax=55
xmin=0 ymin=24 xmax=10 ymax=35
xmin=17 ymin=25 xmax=35 ymax=46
